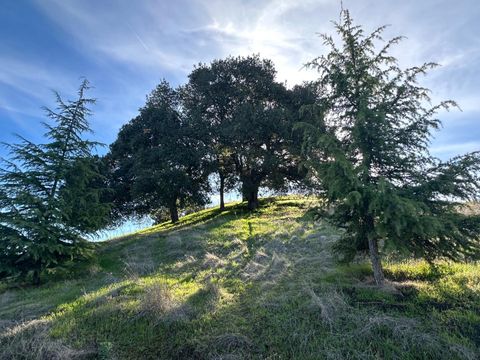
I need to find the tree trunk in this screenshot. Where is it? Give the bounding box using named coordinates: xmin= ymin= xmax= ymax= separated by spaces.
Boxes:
xmin=360 ymin=159 xmax=384 ymax=285
xmin=32 ymin=268 xmax=41 ymax=286
xmin=247 ymin=189 xmax=259 ymax=210
xmin=219 ymin=173 xmax=225 ymax=211
xmin=367 ymin=234 xmax=385 ymax=286
xmin=242 ymin=179 xmax=259 ymax=211
xmin=169 ymin=201 xmax=179 ymax=223
xmin=362 ymin=213 xmax=385 ymax=285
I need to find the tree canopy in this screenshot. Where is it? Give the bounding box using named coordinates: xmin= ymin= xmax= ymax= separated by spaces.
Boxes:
xmin=185 ymin=55 xmax=305 ymax=210
xmin=107 ymin=81 xmax=210 ymax=223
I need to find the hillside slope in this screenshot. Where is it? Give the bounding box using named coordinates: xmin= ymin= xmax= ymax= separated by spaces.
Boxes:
xmin=1 ymin=197 xmax=479 ymax=359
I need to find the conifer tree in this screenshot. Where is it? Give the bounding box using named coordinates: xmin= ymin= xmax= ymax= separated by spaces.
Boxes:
xmin=0 ymin=80 xmax=110 ymax=284
xmin=299 ymin=10 xmax=480 ymax=285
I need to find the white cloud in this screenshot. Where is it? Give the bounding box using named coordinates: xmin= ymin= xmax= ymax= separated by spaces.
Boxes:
xmin=30 ymin=0 xmax=480 ymax=91
xmin=32 ymin=0 xmax=217 ymax=75
xmin=1 ymin=0 xmax=476 ymax=158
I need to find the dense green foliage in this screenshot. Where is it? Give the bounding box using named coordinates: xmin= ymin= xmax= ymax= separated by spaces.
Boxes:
xmin=299 ymin=10 xmax=480 ymax=284
xmin=107 ymin=81 xmax=210 ymax=223
xmin=0 ymin=80 xmax=110 ymax=284
xmin=1 ymin=198 xmax=479 ymax=359
xmin=184 ymin=55 xmax=306 ymax=210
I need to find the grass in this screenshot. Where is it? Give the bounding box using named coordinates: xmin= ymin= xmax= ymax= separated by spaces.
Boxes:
xmin=0 ymin=196 xmax=479 ymax=359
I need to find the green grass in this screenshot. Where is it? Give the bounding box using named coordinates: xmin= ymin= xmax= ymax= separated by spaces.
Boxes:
xmin=1 ymin=196 xmax=479 ymax=359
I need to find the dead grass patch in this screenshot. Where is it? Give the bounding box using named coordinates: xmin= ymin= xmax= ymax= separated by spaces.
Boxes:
xmin=183 ymin=333 xmax=255 ymax=359
xmin=122 ymin=245 xmax=155 ymax=278
xmin=0 ymin=319 xmax=89 ymax=360
xmin=139 ymin=283 xmax=191 ymax=323
xmin=203 ymin=252 xmax=227 ymax=270
xmin=304 ymin=285 xmax=347 ymax=328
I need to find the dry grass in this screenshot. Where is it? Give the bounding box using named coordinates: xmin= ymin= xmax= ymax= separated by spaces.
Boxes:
xmin=201 ymin=281 xmax=222 ymax=310
xmin=0 ymin=319 xmax=89 ymax=360
xmin=138 ymin=283 xmax=191 ymax=323
xmin=164 ymin=234 xmax=185 ymax=259
xmin=241 ymin=260 xmax=267 ymax=280
xmin=304 ymin=285 xmax=347 ymax=328
xmin=351 ymin=314 xmax=475 ymax=359
xmin=203 ymin=252 xmax=227 ymax=270
xmin=460 ymin=202 xmax=480 ymax=215
xmin=297 ymin=279 xmax=478 ymax=360
xmin=173 ymin=254 xmax=197 ymax=271
xmin=121 ymin=245 xmax=155 ymax=278
xmin=184 ymin=333 xmax=255 ymax=359
xmin=241 ymin=244 xmax=290 ymax=283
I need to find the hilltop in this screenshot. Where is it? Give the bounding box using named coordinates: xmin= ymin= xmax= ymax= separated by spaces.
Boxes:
xmin=1 ymin=197 xmax=479 ymax=359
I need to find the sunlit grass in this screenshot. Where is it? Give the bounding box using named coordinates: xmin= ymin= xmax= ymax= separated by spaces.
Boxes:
xmin=1 ymin=196 xmax=479 ymax=359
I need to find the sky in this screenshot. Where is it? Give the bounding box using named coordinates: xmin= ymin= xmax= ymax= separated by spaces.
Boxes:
xmin=1 ymin=0 xmax=479 ymax=160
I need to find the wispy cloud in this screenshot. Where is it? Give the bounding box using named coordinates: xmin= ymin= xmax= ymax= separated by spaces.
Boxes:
xmin=30 ymin=0 xmax=480 ymax=91
xmin=0 ymin=0 xmax=477 ymax=159
xmin=0 ymin=56 xmax=74 ymax=101
xmin=431 ymin=141 xmax=480 ymax=158
xmin=127 ymin=23 xmax=150 ymax=52
xmin=33 ymin=0 xmax=216 ymax=74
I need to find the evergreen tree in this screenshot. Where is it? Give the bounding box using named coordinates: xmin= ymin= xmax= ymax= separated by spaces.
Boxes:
xmin=299 ymin=10 xmax=480 ymax=285
xmin=0 ymin=80 xmax=110 ymax=284
xmin=107 ymin=80 xmax=210 ymax=223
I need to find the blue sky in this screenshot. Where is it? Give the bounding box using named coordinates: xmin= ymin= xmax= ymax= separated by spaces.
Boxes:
xmin=1 ymin=0 xmax=479 ymax=160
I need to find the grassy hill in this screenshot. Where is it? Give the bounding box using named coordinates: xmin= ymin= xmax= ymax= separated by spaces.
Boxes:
xmin=1 ymin=197 xmax=479 ymax=359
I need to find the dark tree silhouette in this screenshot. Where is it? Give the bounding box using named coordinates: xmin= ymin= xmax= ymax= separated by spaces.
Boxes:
xmin=107 ymin=81 xmax=210 ymax=223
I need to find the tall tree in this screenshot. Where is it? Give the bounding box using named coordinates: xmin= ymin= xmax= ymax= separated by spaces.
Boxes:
xmin=185 ymin=56 xmax=302 ymax=210
xmin=299 ymin=10 xmax=480 ymax=285
xmin=107 ymin=81 xmax=210 ymax=223
xmin=183 ymin=63 xmax=238 ymax=211
xmin=0 ymin=80 xmax=110 ymax=284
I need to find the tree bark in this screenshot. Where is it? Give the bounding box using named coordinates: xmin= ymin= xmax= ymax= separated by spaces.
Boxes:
xmin=169 ymin=201 xmax=179 ymax=223
xmin=242 ymin=179 xmax=259 ymax=211
xmin=247 ymin=189 xmax=259 ymax=210
xmin=367 ymin=226 xmax=385 ymax=286
xmin=219 ymin=173 xmax=225 ymax=211
xmin=368 ymin=236 xmax=385 ymax=286
xmin=32 ymin=268 xmax=41 ymax=286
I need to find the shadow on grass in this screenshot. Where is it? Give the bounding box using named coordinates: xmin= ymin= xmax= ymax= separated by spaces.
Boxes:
xmin=0 ymin=199 xmax=280 ymax=322
xmin=3 ymin=196 xmax=477 ymax=359
xmin=4 ymin=261 xmax=479 ymax=360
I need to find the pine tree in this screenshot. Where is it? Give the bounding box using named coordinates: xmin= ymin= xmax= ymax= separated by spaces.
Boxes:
xmin=299 ymin=10 xmax=480 ymax=285
xmin=0 ymin=80 xmax=110 ymax=284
